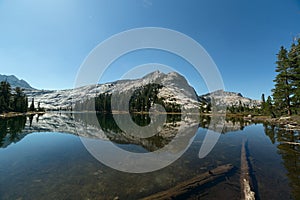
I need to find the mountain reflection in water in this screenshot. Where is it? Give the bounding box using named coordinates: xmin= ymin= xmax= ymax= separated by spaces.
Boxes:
xmin=0 ymin=113 xmax=299 ymax=199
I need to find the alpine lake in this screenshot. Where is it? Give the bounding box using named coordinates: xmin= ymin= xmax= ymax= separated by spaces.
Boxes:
xmin=0 ymin=112 xmax=299 ymax=200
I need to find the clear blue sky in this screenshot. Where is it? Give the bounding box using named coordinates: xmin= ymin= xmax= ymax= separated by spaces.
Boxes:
xmin=0 ymin=0 xmax=300 ymax=99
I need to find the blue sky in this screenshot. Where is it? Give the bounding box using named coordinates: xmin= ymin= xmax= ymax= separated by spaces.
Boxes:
xmin=0 ymin=0 xmax=300 ymax=99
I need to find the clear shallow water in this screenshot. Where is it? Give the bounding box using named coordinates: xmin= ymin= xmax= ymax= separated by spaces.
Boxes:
xmin=0 ymin=114 xmax=298 ymax=199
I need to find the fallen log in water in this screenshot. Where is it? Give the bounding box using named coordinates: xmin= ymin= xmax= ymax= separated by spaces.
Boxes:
xmin=240 ymin=139 xmax=255 ymax=200
xmin=140 ymin=164 xmax=234 ymax=200
xmin=280 ymin=141 xmax=300 ymax=145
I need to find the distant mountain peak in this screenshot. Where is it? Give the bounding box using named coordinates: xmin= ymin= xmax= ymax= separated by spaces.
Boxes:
xmin=204 ymin=90 xmax=243 ymax=98
xmin=201 ymin=90 xmax=260 ymax=108
xmin=0 ymin=74 xmax=34 ymax=89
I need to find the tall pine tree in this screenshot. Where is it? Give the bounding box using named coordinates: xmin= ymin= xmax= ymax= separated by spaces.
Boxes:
xmin=272 ymin=46 xmax=293 ymax=115
xmin=13 ymin=87 xmax=28 ymax=112
xmin=289 ymin=39 xmax=300 ymax=113
xmin=0 ymin=81 xmax=28 ymax=113
xmin=0 ymin=81 xmax=12 ymax=113
xmin=29 ymin=98 xmax=35 ymax=112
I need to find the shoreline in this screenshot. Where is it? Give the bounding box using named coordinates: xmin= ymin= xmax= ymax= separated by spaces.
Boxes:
xmin=259 ymin=115 xmax=300 ymax=130
xmin=236 ymin=114 xmax=300 ymax=130
xmin=0 ymin=111 xmax=46 ymax=119
xmin=1 ymin=111 xmax=299 ymax=130
xmin=201 ymin=113 xmax=300 ymax=130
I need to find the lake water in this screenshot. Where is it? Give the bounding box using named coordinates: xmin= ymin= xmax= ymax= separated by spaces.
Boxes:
xmin=0 ymin=113 xmax=299 ymax=199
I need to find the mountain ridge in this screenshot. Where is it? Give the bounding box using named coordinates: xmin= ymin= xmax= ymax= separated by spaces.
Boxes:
xmin=24 ymin=71 xmax=200 ymax=110
xmin=1 ymin=72 xmax=261 ymax=110
xmin=0 ymin=74 xmax=34 ymax=89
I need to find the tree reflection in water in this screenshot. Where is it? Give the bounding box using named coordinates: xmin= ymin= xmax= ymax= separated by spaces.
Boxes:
xmin=0 ymin=116 xmax=27 ymax=148
xmin=263 ymin=123 xmax=300 ymax=199
xmin=1 ymin=113 xmax=299 ymax=199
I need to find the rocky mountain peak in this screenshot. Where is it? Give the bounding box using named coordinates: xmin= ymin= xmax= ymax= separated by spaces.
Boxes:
xmin=25 ymin=71 xmax=200 ymax=110
xmin=4 ymin=72 xmax=261 ymax=110
xmin=201 ymin=90 xmax=261 ymax=108
xmin=204 ymin=90 xmax=243 ymax=98
xmin=0 ymin=74 xmax=34 ymax=89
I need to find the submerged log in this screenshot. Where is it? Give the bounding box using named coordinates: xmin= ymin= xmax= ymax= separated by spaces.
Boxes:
xmin=141 ymin=164 xmax=234 ymax=200
xmin=280 ymin=141 xmax=300 ymax=145
xmin=240 ymin=139 xmax=255 ymax=200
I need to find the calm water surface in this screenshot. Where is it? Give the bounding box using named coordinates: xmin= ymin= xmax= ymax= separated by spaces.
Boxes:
xmin=0 ymin=113 xmax=299 ymax=199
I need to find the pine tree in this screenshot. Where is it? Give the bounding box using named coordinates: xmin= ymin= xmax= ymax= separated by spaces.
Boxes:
xmin=0 ymin=81 xmax=12 ymax=112
xmin=29 ymin=98 xmax=35 ymax=111
xmin=13 ymin=87 xmax=27 ymax=112
xmin=261 ymin=93 xmax=266 ymax=112
xmin=25 ymin=97 xmax=28 ymax=112
xmin=261 ymin=93 xmax=265 ymax=103
xmin=272 ymin=46 xmax=293 ymax=115
xmin=266 ymin=96 xmax=275 ymax=117
xmin=289 ymin=39 xmax=300 ymax=113
xmin=0 ymin=81 xmax=29 ymax=113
